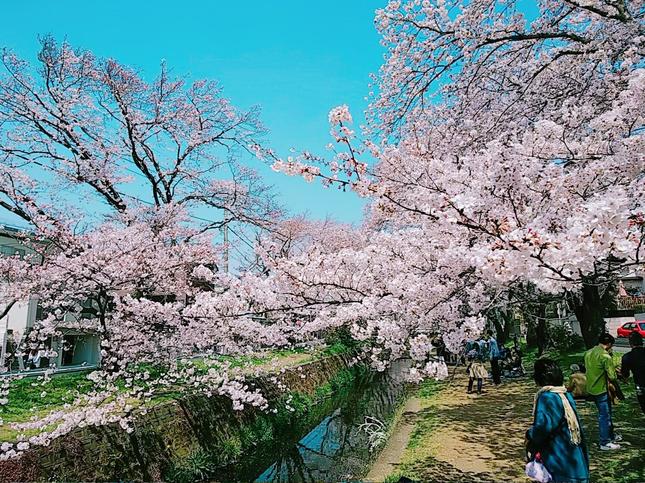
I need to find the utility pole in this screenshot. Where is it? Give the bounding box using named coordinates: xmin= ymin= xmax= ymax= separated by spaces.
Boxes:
xmin=222 ymin=220 xmax=229 ymax=274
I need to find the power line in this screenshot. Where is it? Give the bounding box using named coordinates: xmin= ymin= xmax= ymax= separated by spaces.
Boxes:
xmin=116 ymin=163 xmax=257 ymax=246
xmin=117 ymin=190 xmax=260 ymax=272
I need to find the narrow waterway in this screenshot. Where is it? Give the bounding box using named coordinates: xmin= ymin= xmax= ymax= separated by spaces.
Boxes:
xmin=215 ymin=359 xmax=411 ymax=483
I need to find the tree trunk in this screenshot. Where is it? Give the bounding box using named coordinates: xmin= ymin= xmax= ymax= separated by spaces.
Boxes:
xmin=490 ymin=311 xmax=504 ymax=345
xmin=536 ymin=306 xmax=548 ymax=357
xmin=525 ymin=302 xmax=548 ymax=355
xmin=501 ymin=309 xmax=513 ymax=345
xmin=526 ymin=313 xmax=538 ymax=349
xmin=490 ymin=308 xmax=513 ymax=346
xmin=572 ymin=283 xmax=606 ymax=349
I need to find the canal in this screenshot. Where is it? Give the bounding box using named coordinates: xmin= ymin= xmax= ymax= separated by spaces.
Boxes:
xmin=214 ymin=359 xmax=411 ymax=483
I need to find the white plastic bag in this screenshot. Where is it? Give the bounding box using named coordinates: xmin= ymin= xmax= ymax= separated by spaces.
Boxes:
xmin=525 ymin=460 xmax=552 ymax=483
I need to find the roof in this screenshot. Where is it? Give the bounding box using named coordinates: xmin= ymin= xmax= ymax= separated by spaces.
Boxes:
xmin=621 ymin=271 xmax=644 ymax=281
xmin=0 ymin=224 xmax=36 ymax=239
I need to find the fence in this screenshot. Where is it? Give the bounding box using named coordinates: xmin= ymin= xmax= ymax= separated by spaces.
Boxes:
xmin=617 ymin=295 xmax=645 ymax=311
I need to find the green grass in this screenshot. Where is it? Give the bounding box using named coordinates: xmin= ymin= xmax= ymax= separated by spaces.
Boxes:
xmin=0 ymin=371 xmax=95 ymax=440
xmin=383 ymin=473 xmax=404 ymax=483
xmin=0 ymin=347 xmax=320 ymax=441
xmin=165 ymin=449 xmax=219 ymax=483
xmin=322 ymin=341 xmax=354 ymax=356
xmin=591 ymin=381 xmax=645 ymax=483
xmin=417 ymin=378 xmax=441 ymax=399
xmin=402 ymin=379 xmax=442 ymax=452
xmin=1 ymin=372 xmax=92 ymax=419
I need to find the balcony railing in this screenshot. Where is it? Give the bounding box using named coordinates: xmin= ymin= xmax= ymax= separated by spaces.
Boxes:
xmin=617 ymin=295 xmax=645 ymax=310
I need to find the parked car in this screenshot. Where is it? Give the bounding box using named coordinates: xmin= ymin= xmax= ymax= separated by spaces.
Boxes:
xmin=616 ymin=321 xmax=645 ymax=338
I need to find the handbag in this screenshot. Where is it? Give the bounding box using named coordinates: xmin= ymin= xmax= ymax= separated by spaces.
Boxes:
xmin=607 ymin=377 xmax=625 ymax=404
xmin=525 ymin=453 xmax=552 ymax=483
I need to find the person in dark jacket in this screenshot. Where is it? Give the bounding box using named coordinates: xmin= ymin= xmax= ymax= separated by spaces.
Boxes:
xmin=486 ymin=330 xmax=502 ymax=385
xmin=526 ymin=358 xmax=589 ymax=483
xmin=620 ymin=331 xmax=645 ymax=414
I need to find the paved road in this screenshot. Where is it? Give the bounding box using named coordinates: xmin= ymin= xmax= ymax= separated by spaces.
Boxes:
xmin=614 ymin=337 xmax=630 ymax=354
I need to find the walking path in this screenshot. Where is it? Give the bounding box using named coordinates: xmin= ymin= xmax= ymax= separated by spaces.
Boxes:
xmin=366 ymin=396 xmax=424 ymax=480
xmin=368 ymin=367 xmax=645 ymax=483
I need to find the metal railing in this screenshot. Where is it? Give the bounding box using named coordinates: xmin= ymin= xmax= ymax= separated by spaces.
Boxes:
xmin=617 ymin=295 xmax=645 ymax=310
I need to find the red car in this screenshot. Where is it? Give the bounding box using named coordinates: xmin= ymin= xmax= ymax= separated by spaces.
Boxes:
xmin=616 ymin=321 xmax=645 ymax=338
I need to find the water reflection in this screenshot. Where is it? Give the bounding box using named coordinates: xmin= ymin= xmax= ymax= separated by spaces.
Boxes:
xmin=233 ymin=360 xmax=411 ymax=483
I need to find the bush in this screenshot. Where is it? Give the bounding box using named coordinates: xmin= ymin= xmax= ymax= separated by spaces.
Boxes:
xmin=166 ymin=449 xmax=217 ymax=483
xmin=549 ymin=323 xmax=585 ymax=353
xmin=323 ymin=326 xmax=357 ymax=349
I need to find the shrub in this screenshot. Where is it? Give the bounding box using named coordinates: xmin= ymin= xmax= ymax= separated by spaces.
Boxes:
xmin=549 ymin=323 xmax=585 ymax=353
xmin=166 ymin=449 xmax=217 ymax=483
xmin=323 ymin=326 xmax=357 ymax=349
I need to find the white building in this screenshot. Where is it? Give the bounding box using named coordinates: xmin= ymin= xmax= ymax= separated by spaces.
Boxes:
xmin=0 ymin=225 xmax=100 ymax=372
xmin=620 ymin=270 xmax=645 ymax=296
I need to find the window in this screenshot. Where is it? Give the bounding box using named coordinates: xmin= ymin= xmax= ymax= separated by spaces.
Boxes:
xmin=146 ymin=294 xmax=177 ymax=304
xmin=35 ymin=303 xmax=44 ymax=321
xmin=0 ymin=245 xmax=25 ymax=258
xmin=80 ymin=299 xmax=98 ymax=319
xmin=639 ymin=323 xmax=645 ymax=331
xmin=60 ymin=333 xmax=99 ymax=366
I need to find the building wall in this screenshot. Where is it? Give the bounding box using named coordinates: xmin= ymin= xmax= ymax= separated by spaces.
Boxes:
xmin=0 ymin=296 xmax=39 ymax=367
xmin=0 ymin=231 xmax=41 ymax=347
xmin=0 ymin=297 xmax=39 ymax=338
xmin=623 ymin=278 xmax=645 ymax=294
xmin=0 ymin=235 xmax=29 ymax=258
xmin=605 ymin=316 xmax=635 ymax=336
xmin=0 ymin=231 xmax=101 ymax=369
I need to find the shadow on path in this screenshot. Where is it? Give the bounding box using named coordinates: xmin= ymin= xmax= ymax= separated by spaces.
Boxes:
xmin=383 ymin=368 xmax=645 ymax=483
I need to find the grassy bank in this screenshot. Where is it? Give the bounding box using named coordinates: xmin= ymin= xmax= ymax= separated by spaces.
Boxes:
xmin=0 ymin=346 xmax=339 ymax=442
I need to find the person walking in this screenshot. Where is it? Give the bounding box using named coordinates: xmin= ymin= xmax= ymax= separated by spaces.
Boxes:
xmin=486 ymin=330 xmax=502 ymax=385
xmin=584 ymin=333 xmax=622 ymax=450
xmin=3 ymin=330 xmax=17 ymax=372
xmin=466 ymin=341 xmax=488 ymax=395
xmin=620 ymin=331 xmax=645 ymax=414
xmin=526 ymin=358 xmax=589 ymax=483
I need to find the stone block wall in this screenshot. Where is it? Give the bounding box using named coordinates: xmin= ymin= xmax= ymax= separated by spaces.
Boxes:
xmin=0 ymin=354 xmax=352 ymax=482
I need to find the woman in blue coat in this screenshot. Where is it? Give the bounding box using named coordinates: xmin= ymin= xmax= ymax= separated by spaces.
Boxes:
xmin=526 ymin=358 xmax=590 ymax=483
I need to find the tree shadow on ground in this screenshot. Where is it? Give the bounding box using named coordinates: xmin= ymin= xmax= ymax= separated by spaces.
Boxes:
xmin=419 ymin=377 xmax=534 ymax=482
xmin=402 ymin=371 xmax=645 ymax=483
xmin=407 ymin=455 xmax=499 ymax=483
xmin=575 ymin=396 xmax=645 ymax=483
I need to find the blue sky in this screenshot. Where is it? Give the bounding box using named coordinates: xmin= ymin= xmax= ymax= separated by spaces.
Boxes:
xmin=1 ymin=1 xmax=386 ymax=225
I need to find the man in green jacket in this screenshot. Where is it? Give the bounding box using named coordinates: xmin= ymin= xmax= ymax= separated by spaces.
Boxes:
xmin=584 ymin=333 xmax=622 ymax=450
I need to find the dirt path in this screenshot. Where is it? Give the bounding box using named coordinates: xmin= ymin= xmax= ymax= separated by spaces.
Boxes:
xmin=415 ymin=374 xmax=535 ymax=482
xmin=367 ymin=366 xmax=645 ymax=483
xmin=368 ymin=370 xmax=534 ymax=482
xmin=366 ymin=396 xmax=423 ymax=481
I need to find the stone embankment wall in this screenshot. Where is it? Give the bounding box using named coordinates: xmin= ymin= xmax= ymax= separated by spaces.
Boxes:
xmin=0 ymin=354 xmax=353 ymax=482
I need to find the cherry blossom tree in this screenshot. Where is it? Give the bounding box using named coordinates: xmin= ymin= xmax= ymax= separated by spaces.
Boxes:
xmin=0 ymin=38 xmax=282 ymax=457
xmin=0 ymin=36 xmax=280 ymax=344
xmin=370 ymin=0 xmax=644 ymax=346
xmin=274 ymin=0 xmax=644 ymax=347
xmin=0 ymin=36 xmax=277 ymax=226
xmin=0 ymin=0 xmax=643 ymax=460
